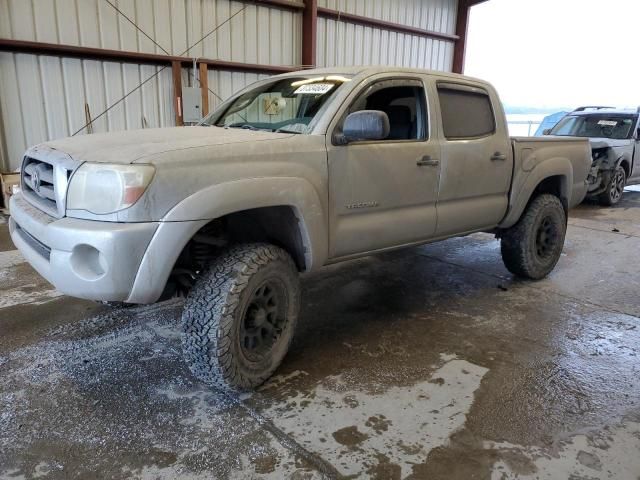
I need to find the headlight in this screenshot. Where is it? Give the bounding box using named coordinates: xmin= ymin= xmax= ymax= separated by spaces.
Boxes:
xmin=67 ymin=163 xmax=155 ymax=214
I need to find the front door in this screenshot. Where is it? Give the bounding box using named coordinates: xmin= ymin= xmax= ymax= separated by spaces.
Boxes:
xmin=630 ymin=120 xmax=640 ymax=183
xmin=327 ymin=77 xmax=440 ymax=259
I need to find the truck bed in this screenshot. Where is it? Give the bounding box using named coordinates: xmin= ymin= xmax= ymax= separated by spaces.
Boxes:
xmin=502 ymin=136 xmax=592 ymax=226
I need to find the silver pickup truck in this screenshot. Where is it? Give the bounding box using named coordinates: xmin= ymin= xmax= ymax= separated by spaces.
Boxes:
xmin=544 ymin=106 xmax=640 ymax=205
xmin=9 ymin=67 xmax=591 ymax=390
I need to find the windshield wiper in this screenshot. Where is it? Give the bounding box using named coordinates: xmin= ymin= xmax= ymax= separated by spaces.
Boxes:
xmin=274 ymin=127 xmax=303 ymax=134
xmin=227 ymin=124 xmax=262 ymax=131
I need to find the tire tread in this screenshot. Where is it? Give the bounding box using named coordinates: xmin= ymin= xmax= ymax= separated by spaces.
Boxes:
xmin=181 ymin=243 xmax=299 ymax=391
xmin=500 ymin=194 xmax=566 ymax=280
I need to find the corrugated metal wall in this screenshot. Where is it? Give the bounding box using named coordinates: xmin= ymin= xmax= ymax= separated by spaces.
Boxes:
xmin=316 ymin=0 xmax=457 ymax=70
xmin=1 ymin=0 xmax=301 ymax=64
xmin=0 ymin=0 xmax=458 ymax=171
xmin=0 ymin=0 xmax=301 ymax=170
xmin=0 ymin=54 xmax=175 ymax=168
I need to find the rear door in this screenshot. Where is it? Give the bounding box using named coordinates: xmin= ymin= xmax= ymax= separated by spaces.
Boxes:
xmin=326 ymin=75 xmax=440 ymax=259
xmin=434 ymin=82 xmax=513 ymax=236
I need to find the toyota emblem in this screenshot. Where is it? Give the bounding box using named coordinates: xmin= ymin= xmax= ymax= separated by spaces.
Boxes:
xmin=32 ymin=168 xmax=41 ymax=193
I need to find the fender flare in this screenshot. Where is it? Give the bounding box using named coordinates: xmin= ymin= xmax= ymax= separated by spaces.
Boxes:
xmin=126 ymin=177 xmax=327 ymax=304
xmin=615 ymin=154 xmax=631 ymax=177
xmin=163 ymin=176 xmax=327 ymax=267
xmin=499 ymin=157 xmax=572 ymax=229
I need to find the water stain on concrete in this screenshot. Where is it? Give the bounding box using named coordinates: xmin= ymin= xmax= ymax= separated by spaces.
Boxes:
xmin=332 ymin=426 xmax=369 ymax=446
xmin=576 ymin=450 xmax=602 ymax=471
xmin=366 ymin=453 xmax=402 ymax=480
xmin=260 ymin=356 xmax=488 ymax=478
xmin=485 ymin=421 xmax=640 ymax=479
xmin=365 ymin=415 xmax=392 ymax=434
xmin=251 ymin=454 xmax=277 ymax=474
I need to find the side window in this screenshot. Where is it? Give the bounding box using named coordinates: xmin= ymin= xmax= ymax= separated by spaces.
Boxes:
xmin=342 ymin=80 xmax=428 ymax=141
xmin=437 ymin=86 xmax=495 ymax=139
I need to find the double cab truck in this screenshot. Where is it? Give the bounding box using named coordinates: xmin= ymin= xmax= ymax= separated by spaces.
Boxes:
xmin=545 ymin=106 xmax=640 ymax=205
xmin=9 ymin=67 xmax=591 ymax=390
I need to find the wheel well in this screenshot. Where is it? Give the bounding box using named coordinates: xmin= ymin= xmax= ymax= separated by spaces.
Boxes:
xmin=221 ymin=206 xmax=308 ymax=271
xmin=619 ymin=159 xmax=630 ymax=177
xmin=532 ymin=175 xmax=568 ymax=214
xmin=165 ymin=206 xmax=308 ymax=298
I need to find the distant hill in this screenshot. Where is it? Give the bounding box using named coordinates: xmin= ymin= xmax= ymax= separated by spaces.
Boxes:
xmin=503 ymin=105 xmax=570 ymax=115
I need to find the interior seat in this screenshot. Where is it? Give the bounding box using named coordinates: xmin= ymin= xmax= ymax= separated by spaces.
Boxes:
xmin=385 ymin=105 xmax=413 ymax=140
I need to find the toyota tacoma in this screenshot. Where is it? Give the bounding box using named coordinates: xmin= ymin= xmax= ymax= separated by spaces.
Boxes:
xmin=10 ymin=67 xmax=591 ymax=390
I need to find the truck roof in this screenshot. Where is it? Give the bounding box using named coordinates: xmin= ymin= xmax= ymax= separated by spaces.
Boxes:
xmin=570 ymin=107 xmax=639 ymax=116
xmin=273 ymin=65 xmax=491 ymax=87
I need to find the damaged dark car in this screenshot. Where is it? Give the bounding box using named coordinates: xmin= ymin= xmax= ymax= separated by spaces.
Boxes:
xmin=545 ymin=106 xmax=640 ymax=205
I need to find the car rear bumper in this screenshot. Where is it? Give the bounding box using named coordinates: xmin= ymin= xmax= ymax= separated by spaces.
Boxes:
xmin=9 ymin=193 xmax=159 ymax=302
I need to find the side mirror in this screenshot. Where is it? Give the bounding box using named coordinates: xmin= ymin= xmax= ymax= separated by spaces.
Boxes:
xmin=636 ymin=128 xmax=640 ymax=141
xmin=342 ymin=110 xmax=390 ymax=143
xmin=543 ymin=129 xmax=551 ymax=135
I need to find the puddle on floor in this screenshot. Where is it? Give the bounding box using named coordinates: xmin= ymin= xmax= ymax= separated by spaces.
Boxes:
xmin=262 ymin=355 xmax=489 ymax=478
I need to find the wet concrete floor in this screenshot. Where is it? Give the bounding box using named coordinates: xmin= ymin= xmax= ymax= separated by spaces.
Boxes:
xmin=1 ymin=190 xmax=640 ymax=479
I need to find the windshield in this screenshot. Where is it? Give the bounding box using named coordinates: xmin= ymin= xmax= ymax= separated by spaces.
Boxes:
xmin=549 ymin=114 xmax=637 ymax=139
xmin=201 ymin=75 xmax=352 ymax=134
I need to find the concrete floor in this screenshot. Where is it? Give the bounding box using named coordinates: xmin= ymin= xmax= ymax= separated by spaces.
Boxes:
xmin=1 ymin=190 xmax=640 ymax=480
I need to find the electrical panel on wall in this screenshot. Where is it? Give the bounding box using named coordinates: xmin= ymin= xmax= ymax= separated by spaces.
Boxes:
xmin=182 ymin=87 xmax=203 ymax=123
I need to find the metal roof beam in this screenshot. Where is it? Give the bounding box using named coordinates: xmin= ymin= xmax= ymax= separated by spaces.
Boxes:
xmin=316 ymin=7 xmax=459 ymax=42
xmin=0 ymin=39 xmax=296 ymax=74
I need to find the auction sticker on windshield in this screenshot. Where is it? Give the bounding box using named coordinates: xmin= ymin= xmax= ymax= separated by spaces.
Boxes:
xmin=598 ymin=120 xmax=618 ymax=126
xmin=294 ymin=83 xmax=334 ymax=95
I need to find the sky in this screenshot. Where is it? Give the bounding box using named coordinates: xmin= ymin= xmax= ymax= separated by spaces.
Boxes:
xmin=465 ymin=0 xmax=640 ymax=110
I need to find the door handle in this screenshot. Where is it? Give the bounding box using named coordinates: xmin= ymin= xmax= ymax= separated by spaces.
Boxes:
xmin=417 ymin=156 xmax=440 ymax=167
xmin=491 ymin=152 xmax=507 ymax=161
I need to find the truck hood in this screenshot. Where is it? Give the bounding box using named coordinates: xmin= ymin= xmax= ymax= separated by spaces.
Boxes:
xmin=588 ymin=138 xmax=631 ymax=149
xmin=36 ymin=126 xmax=294 ymax=164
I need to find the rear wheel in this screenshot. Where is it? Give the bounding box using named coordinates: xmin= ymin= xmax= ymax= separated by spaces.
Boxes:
xmin=181 ymin=243 xmax=300 ymax=391
xmin=500 ymin=194 xmax=566 ymax=280
xmin=598 ymin=165 xmax=626 ymax=206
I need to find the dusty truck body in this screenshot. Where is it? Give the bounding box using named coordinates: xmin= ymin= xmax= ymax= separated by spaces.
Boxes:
xmin=9 ymin=67 xmax=591 ymax=390
xmin=545 ymin=107 xmax=640 ymax=205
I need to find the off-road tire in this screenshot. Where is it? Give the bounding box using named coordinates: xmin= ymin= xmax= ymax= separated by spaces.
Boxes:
xmin=500 ymin=194 xmax=566 ymax=280
xmin=598 ymin=165 xmax=626 ymax=206
xmin=182 ymin=243 xmax=300 ymax=391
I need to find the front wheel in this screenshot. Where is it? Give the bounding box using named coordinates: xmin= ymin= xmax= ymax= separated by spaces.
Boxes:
xmin=500 ymin=194 xmax=566 ymax=280
xmin=598 ymin=165 xmax=626 ymax=206
xmin=181 ymin=243 xmax=300 ymax=391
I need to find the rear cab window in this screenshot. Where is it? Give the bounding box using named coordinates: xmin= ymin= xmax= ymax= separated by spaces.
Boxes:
xmin=437 ymin=83 xmax=496 ymax=140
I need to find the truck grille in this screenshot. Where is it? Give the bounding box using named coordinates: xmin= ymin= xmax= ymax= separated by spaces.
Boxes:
xmin=21 ymin=156 xmax=72 ymax=218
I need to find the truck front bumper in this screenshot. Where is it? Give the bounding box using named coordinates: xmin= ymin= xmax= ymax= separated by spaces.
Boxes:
xmin=9 ymin=193 xmax=159 ymax=303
